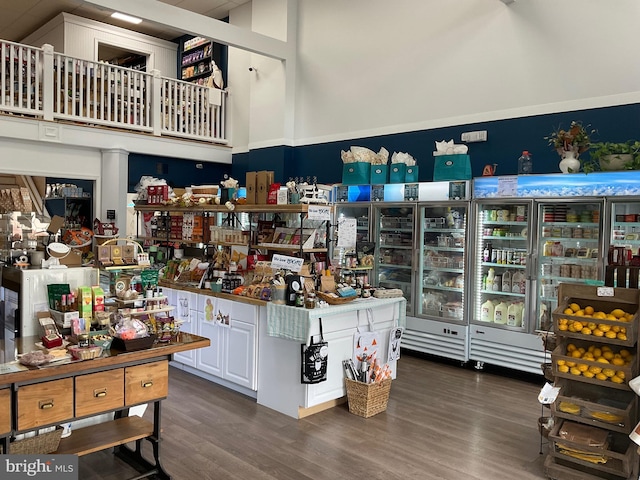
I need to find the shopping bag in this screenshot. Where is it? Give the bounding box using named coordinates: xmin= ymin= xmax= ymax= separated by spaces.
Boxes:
xmin=405 ymin=166 xmax=419 ymax=183
xmin=353 ymin=310 xmax=380 ymax=376
xmin=370 ymin=165 xmax=388 ymax=184
xmin=342 ymin=162 xmax=371 ymax=185
xmin=389 ymin=163 xmax=406 ymax=183
xmin=433 ymin=154 xmax=472 ymax=181
xmin=387 ymin=326 xmax=404 ymax=362
xmin=301 ymin=318 xmax=328 ymax=384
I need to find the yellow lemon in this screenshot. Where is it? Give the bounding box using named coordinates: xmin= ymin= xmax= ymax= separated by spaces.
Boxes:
xmin=558 ymin=364 xmax=569 ymax=373
xmin=559 ymin=318 xmax=569 ymax=325
xmin=593 ymin=328 xmax=604 ymax=337
xmin=611 ymin=375 xmax=624 ymax=384
xmin=584 ymin=306 xmax=595 ymax=315
xmin=587 ymin=322 xmax=597 ymax=331
xmin=605 ymin=331 xmax=617 ymax=339
xmin=606 ymin=314 xmax=618 ymax=321
xmin=567 ymin=343 xmax=577 ymax=352
xmin=603 ymin=351 xmax=615 ymax=360
xmin=558 ymin=323 xmax=568 ymax=331
xmin=602 ymin=345 xmax=612 ymax=352
xmin=575 ymin=310 xmax=585 ymax=316
xmin=603 ymin=368 xmax=616 ymax=378
xmin=564 ymin=308 xmax=575 ymax=315
xmin=611 ymin=308 xmax=626 ymax=319
xmin=556 ymin=359 xmax=566 ymax=366
xmin=566 ymin=361 xmax=577 ymax=367
xmin=617 ymin=371 xmax=626 ymax=379
xmin=577 ymin=363 xmax=589 ymax=372
xmin=596 ymin=358 xmax=610 ymax=364
xmin=583 ymin=352 xmax=594 ymax=360
xmin=612 ymin=326 xmax=621 ymax=333
xmin=570 ymin=367 xmax=582 ymax=376
xmin=570 ymin=303 xmax=581 ymax=312
xmin=592 ymin=347 xmax=602 ymax=358
xmin=617 ymin=333 xmax=627 ymax=341
xmin=599 ymin=324 xmax=611 ymax=332
xmin=621 ymin=327 xmax=627 ymax=334
xmin=588 ymin=365 xmax=602 ymax=374
xmin=583 ymin=370 xmax=595 ymax=378
xmin=595 ymin=372 xmax=608 ymax=381
xmin=572 ymin=322 xmax=584 ymax=332
xmin=581 ymin=327 xmax=592 ymax=335
xmin=620 ymin=349 xmax=631 ymax=358
xmin=593 ymin=312 xmax=607 ymax=320
xmin=571 ymin=350 xmax=583 ymax=358
xmin=612 ymin=357 xmax=625 ymax=366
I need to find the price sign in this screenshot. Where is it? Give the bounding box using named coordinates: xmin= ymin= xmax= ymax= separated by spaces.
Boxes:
xmin=271 ymin=254 xmax=304 ymax=272
xmin=497 ymin=176 xmax=518 ymax=197
xmin=337 ymin=218 xmax=357 ymax=248
xmin=597 ymin=286 xmax=614 ymax=297
xmin=308 ymin=205 xmax=331 ymax=221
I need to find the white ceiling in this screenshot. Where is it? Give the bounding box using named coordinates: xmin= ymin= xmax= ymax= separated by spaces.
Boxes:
xmin=0 ymin=0 xmax=250 ymax=43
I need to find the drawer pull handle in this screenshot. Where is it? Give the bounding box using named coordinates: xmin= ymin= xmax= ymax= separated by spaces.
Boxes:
xmin=39 ymin=400 xmax=54 ymax=410
xmin=141 ymin=381 xmax=153 ymax=388
xmin=94 ymin=389 xmax=107 ymax=398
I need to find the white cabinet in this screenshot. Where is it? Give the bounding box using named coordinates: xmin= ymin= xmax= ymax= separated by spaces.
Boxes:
xmin=171 ymin=289 xmax=197 ymax=368
xmin=194 ymin=296 xmax=258 ymax=391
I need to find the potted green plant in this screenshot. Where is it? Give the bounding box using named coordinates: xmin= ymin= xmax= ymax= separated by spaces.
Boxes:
xmin=587 ymin=140 xmax=640 ymax=171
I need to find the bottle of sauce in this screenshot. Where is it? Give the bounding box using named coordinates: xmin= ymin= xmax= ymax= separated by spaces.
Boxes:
xmin=483 ymin=243 xmax=492 ymax=262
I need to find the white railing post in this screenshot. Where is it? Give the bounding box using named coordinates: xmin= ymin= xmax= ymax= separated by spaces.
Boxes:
xmin=41 ymin=44 xmax=54 ymax=121
xmin=151 ymin=69 xmax=161 ymax=137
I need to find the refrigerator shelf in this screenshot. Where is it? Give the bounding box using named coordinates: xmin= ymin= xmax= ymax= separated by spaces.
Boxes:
xmin=423 ymin=227 xmax=465 ymax=233
xmin=379 ymin=244 xmax=413 ymax=249
xmin=611 ymin=239 xmax=640 ymax=246
xmin=378 ymin=263 xmax=411 ymax=270
xmin=541 ymin=256 xmax=599 ymax=264
xmin=541 ymin=237 xmax=599 ymax=243
xmin=480 ymin=290 xmax=525 ymax=298
xmin=482 ymin=262 xmax=526 ymax=269
xmin=423 ymin=246 xmax=465 ymax=253
xmin=483 ymin=221 xmax=528 ymax=226
xmin=483 ymin=235 xmax=527 ymax=241
xmin=423 ymin=267 xmax=464 ymax=274
xmin=380 ymin=227 xmax=413 ymax=233
xmin=541 ymin=221 xmax=599 ymax=227
xmin=423 ymin=285 xmax=463 ymax=293
xmin=544 ymin=275 xmax=602 ymax=284
xmin=613 ymin=222 xmax=640 ymax=228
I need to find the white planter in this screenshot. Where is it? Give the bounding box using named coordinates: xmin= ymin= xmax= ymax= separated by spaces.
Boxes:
xmin=559 ymin=151 xmax=581 ymax=173
xmin=599 ymin=153 xmax=633 ymax=171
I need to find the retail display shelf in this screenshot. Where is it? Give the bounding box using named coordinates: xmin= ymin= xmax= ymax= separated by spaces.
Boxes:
xmin=424 ymin=228 xmax=465 ymax=233
xmin=134 ymin=204 xmax=315 ymax=214
xmin=424 ymin=267 xmax=464 ymax=274
xmin=482 ymin=235 xmax=527 ymax=241
xmin=612 ymin=239 xmax=640 ymax=246
xmin=480 ymin=289 xmax=525 ymax=297
xmin=102 ymin=264 xmax=146 ymax=271
xmin=379 ymin=244 xmax=412 ymax=250
xmin=252 ymin=244 xmax=327 ymax=253
xmin=424 ymin=246 xmax=465 ymax=253
xmin=541 ymin=221 xmax=599 ymax=227
xmin=614 ymin=222 xmax=640 ymax=228
xmin=541 ymin=256 xmax=599 ymax=264
xmin=423 ymin=285 xmax=463 ymax=293
xmin=378 ymin=263 xmax=411 ymax=270
xmin=128 ymin=306 xmax=174 ymax=316
xmin=481 ymin=262 xmax=526 ymax=269
xmin=380 ymin=227 xmax=413 ymax=233
xmin=483 ymin=221 xmax=528 ymax=226
xmin=541 ymin=237 xmax=599 ymax=243
xmin=544 ymin=275 xmax=602 ymax=284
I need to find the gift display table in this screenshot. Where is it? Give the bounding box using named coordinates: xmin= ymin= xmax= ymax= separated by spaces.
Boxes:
xmin=0 ymin=333 xmax=209 ymax=479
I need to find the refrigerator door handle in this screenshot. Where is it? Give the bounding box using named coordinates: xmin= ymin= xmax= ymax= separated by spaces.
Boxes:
xmin=527 ymin=252 xmax=537 ymax=280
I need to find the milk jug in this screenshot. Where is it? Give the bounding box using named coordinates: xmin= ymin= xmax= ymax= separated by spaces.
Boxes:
xmin=493 ymin=301 xmax=508 ymax=324
xmin=481 ymin=299 xmax=495 ymax=322
xmin=511 ymin=271 xmax=523 ymax=293
xmin=502 ymin=271 xmax=512 ymax=292
xmin=485 ymin=268 xmax=495 ymax=291
xmin=507 ymin=302 xmax=523 ymax=327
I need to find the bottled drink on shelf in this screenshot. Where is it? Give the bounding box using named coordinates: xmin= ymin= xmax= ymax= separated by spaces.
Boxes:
xmin=517 ymin=150 xmax=533 ymax=175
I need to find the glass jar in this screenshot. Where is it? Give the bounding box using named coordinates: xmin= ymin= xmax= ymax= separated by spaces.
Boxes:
xmin=295 ymin=290 xmax=305 ymax=308
xmin=305 ymin=292 xmax=317 ymax=309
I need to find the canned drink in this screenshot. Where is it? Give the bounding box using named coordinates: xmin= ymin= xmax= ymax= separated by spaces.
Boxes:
xmin=499 ymin=250 xmax=506 ymax=264
xmin=520 ymin=251 xmax=527 ymax=266
xmin=491 ymin=249 xmax=498 ymax=263
xmin=507 ymin=250 xmax=514 ymax=265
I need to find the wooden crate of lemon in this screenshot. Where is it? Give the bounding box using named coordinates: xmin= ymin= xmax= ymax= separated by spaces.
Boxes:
xmin=552 ymin=283 xmax=639 ymax=347
xmin=552 ymin=338 xmax=637 ymax=390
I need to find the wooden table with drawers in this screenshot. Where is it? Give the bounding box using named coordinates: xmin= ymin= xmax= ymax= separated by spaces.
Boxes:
xmin=0 ymin=332 xmax=209 ymax=479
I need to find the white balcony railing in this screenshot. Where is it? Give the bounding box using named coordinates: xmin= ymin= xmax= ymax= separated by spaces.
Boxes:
xmin=1 ymin=40 xmax=228 ymax=144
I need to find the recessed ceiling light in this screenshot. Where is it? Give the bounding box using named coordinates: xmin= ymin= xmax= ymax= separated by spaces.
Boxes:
xmin=111 ymin=12 xmax=143 ymax=24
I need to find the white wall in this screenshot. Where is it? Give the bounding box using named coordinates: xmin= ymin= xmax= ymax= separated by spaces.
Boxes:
xmin=293 ymin=0 xmax=640 ymax=146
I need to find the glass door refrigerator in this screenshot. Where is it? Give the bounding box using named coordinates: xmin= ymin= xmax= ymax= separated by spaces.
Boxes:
xmin=333 ymin=203 xmax=373 ymax=285
xmin=402 ymin=201 xmax=470 ymax=362
xmin=372 ymin=204 xmax=416 ymax=316
xmin=606 ymin=198 xmax=640 ymax=287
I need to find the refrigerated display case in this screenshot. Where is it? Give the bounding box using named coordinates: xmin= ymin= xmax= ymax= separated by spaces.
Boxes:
xmin=373 ymin=204 xmax=416 ymax=315
xmin=608 ymin=199 xmax=640 ymax=287
xmin=402 ymin=202 xmax=470 ymax=361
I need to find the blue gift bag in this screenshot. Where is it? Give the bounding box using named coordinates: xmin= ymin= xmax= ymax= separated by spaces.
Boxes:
xmin=370 ymin=165 xmax=388 ymax=184
xmin=389 ymin=163 xmax=406 ymax=183
xmin=433 ymin=154 xmax=471 ymax=181
xmin=342 ymin=162 xmax=371 ymax=185
xmin=405 ymin=166 xmax=419 ymax=183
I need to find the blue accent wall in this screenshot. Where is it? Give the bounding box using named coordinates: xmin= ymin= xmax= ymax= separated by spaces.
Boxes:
xmin=231 ymin=103 xmax=640 ymax=184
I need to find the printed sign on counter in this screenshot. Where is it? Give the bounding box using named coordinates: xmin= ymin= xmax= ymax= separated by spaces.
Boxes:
xmin=308 ymin=205 xmax=331 ymax=221
xmin=337 ymin=217 xmax=357 ymax=248
xmin=271 ymin=254 xmax=304 ymax=272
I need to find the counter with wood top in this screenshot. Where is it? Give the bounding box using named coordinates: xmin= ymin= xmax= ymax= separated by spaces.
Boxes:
xmin=0 ymin=333 xmax=209 ymax=479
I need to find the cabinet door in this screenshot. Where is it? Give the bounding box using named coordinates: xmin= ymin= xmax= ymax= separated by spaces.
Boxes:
xmin=224 ymin=319 xmax=256 ymax=390
xmin=173 ymin=308 xmax=197 ymax=368
xmin=196 ymin=309 xmax=223 ymax=377
xmin=175 ymin=290 xmax=196 ymax=323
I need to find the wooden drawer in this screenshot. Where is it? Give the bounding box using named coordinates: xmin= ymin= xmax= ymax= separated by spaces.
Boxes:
xmin=17 ymin=378 xmax=73 ymax=431
xmin=75 ymin=369 xmax=125 ymax=418
xmin=125 ymin=360 xmax=168 ymax=406
xmin=0 ymin=389 xmax=11 ymax=435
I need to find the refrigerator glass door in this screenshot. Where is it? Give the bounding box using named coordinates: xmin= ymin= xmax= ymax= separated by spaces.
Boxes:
xmin=418 ymin=203 xmax=467 ymax=322
xmin=333 ymin=204 xmax=373 ymax=285
xmin=537 ymin=200 xmax=603 ymax=330
xmin=473 ymin=201 xmax=531 ymax=330
xmin=608 ymin=200 xmax=640 ymax=286
xmin=374 ymin=204 xmax=415 ymax=315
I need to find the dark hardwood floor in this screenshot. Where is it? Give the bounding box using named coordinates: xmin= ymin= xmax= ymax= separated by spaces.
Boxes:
xmin=79 ymin=353 xmax=550 ymax=480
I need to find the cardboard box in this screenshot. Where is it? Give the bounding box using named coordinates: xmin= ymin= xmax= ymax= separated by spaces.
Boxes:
xmin=49 ymin=309 xmax=79 ymax=329
xmin=59 ymin=248 xmax=82 ymax=266
xmin=245 ymin=171 xmax=257 ymax=204
xmin=92 ymin=286 xmax=105 ymax=314
xmin=77 ymin=286 xmax=93 ymax=321
xmin=256 ymin=171 xmax=274 ymax=204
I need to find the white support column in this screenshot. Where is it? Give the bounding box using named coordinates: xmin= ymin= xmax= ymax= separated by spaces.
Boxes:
xmin=42 ymin=44 xmax=54 ymax=121
xmin=100 ymin=149 xmax=129 ymax=234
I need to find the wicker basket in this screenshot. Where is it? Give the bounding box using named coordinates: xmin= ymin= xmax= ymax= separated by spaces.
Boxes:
xmin=317 ymin=291 xmax=356 ymax=305
xmin=345 ymin=378 xmax=392 ymax=418
xmin=9 ymin=428 xmax=63 ymax=454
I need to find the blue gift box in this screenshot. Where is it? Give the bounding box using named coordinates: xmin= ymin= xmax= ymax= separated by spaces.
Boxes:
xmin=370 ymin=165 xmax=388 ymax=184
xmin=389 ymin=163 xmax=406 ymax=183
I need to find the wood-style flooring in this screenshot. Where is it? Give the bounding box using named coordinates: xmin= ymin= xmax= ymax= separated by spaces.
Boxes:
xmin=79 ymin=353 xmax=550 ymax=480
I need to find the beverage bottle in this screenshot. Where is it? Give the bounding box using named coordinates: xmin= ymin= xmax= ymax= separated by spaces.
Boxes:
xmin=494 ymin=301 xmax=508 ymax=324
xmin=481 ymin=299 xmax=495 ymax=322
xmin=483 ymin=242 xmax=492 ymax=262
xmin=518 ymin=150 xmax=532 ymax=174
xmin=485 ymin=267 xmax=495 ymax=290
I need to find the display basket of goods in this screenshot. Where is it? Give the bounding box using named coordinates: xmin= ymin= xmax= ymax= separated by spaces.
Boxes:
xmin=111 ymin=317 xmax=157 ymax=351
xmin=8 ymin=428 xmax=63 ymax=455
xmin=317 ymin=291 xmax=356 ymax=305
xmin=111 ymin=334 xmax=157 ymax=352
xmin=68 ymin=345 xmax=103 ymax=360
xmin=552 ymin=283 xmax=639 ymax=347
xmin=96 ymin=237 xmax=146 ymax=268
xmin=344 ymin=377 xmax=392 ymax=418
